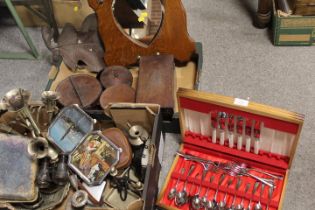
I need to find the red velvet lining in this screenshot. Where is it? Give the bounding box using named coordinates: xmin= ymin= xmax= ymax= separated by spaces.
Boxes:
xmin=185 ymin=131 xmax=290 ymax=170
xmin=180 ymin=97 xmax=299 ymax=134
xmin=158 ymin=147 xmax=285 ymax=210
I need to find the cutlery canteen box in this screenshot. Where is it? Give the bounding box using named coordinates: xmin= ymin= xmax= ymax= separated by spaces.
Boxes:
xmin=157 ymin=88 xmax=304 ymax=210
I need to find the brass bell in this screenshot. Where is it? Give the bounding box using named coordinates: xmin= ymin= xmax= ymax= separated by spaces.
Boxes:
xmin=36 ymin=157 xmax=52 ymax=189
xmin=53 ymin=154 xmax=69 ymax=186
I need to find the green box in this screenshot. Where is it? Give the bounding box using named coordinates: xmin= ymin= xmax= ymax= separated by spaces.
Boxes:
xmin=273 ymin=0 xmax=315 ymax=46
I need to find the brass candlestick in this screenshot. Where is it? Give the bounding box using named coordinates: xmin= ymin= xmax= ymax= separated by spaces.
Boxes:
xmin=2 ymin=88 xmax=40 ymax=137
xmin=41 ymin=91 xmax=59 ymax=123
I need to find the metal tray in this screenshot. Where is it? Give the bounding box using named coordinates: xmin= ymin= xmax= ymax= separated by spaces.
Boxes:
xmin=0 ymin=134 xmax=38 ymax=203
xmin=68 ymin=131 xmax=121 ymax=186
xmin=47 ymin=105 xmax=95 ymax=153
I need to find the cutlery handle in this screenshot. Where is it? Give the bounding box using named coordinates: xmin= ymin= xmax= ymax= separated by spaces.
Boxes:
xmin=247 ymin=173 xmax=273 ymax=188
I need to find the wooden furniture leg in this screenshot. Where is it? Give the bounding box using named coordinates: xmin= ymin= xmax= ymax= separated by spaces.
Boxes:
xmin=255 ymin=0 xmax=272 ymax=28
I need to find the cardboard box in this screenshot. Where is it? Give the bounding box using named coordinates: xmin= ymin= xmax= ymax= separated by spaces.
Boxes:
xmin=46 ymin=42 xmax=203 ymax=134
xmin=157 ymin=88 xmax=304 ymax=210
xmin=104 ymin=103 xmax=164 ymax=210
xmin=273 ymin=0 xmax=315 ymax=46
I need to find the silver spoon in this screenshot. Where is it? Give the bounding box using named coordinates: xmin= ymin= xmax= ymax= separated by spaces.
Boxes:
xmin=228 ymin=177 xmax=242 ymax=210
xmin=201 ymin=176 xmax=215 ymax=207
xmin=190 ymin=174 xmax=202 ymax=209
xmin=191 ymin=169 xmax=208 ymax=210
xmin=247 ymin=182 xmax=260 ymax=210
xmin=236 ymin=183 xmax=251 ymax=210
xmin=188 ymin=173 xmax=200 ymax=199
xmin=266 ymin=186 xmax=274 ymax=210
xmin=168 ymin=168 xmax=185 ymax=200
xmin=254 ymin=183 xmax=265 ymax=210
xmin=205 ymin=173 xmax=226 ymax=210
xmin=218 ymin=179 xmax=233 ymax=209
xmin=175 ymin=164 xmax=195 ymax=207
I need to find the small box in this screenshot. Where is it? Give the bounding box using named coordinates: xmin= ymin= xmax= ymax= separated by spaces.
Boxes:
xmin=273 ymin=0 xmax=315 ymax=46
xmin=157 ymin=88 xmax=304 ymax=210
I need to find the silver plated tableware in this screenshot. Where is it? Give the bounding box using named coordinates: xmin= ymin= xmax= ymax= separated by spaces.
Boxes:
xmin=168 ymin=168 xmax=185 ymax=200
xmin=175 ymin=164 xmax=196 ymax=207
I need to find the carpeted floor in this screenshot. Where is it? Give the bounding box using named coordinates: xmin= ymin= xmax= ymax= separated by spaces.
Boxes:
xmin=0 ymin=0 xmax=314 ymax=209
